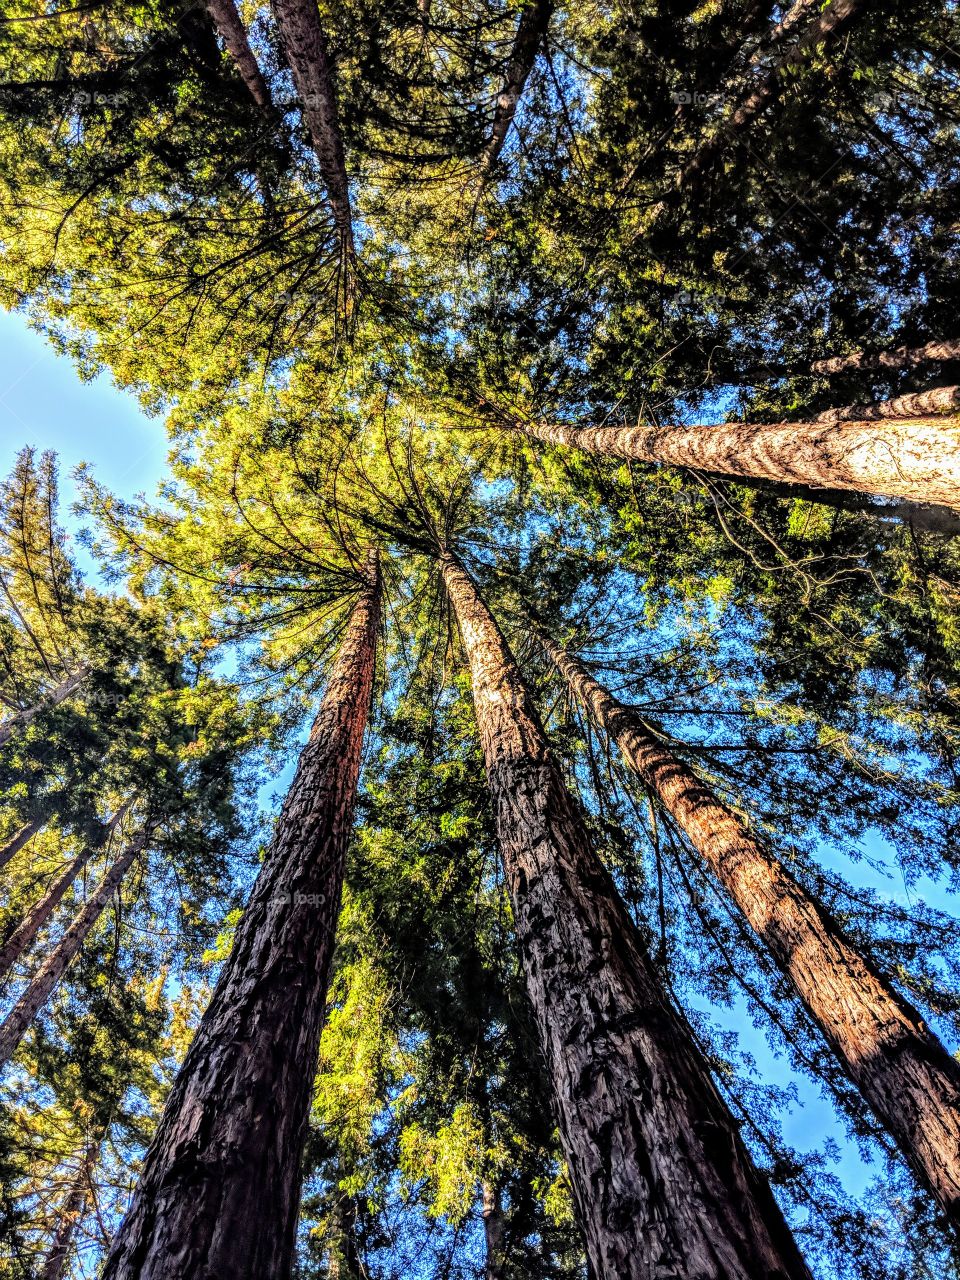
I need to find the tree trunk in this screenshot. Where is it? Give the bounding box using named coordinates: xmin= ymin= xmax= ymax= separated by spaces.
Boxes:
xmin=538 ymin=631 xmax=960 ymax=1230
xmin=0 ymin=818 xmax=42 ymax=873
xmin=270 ymin=0 xmax=354 ymax=254
xmin=326 ymin=1190 xmax=361 ymax=1280
xmin=811 ymin=338 xmax=960 ymax=376
xmin=813 ymin=386 xmax=959 ymax=424
xmin=481 ymin=1180 xmax=506 ymax=1280
xmin=0 ymin=666 xmax=89 ymax=749
xmin=41 ymin=1135 xmax=100 ymax=1280
xmin=0 ymin=828 xmax=146 ymax=1066
xmin=204 ymin=0 xmax=272 ymax=110
xmin=484 ymin=0 xmax=554 ymax=169
xmin=0 ymin=804 xmax=130 ymax=982
xmin=101 ymin=562 xmax=381 ymax=1280
xmin=439 ymin=551 xmax=811 ymax=1280
xmin=516 ymin=417 xmax=960 ymax=509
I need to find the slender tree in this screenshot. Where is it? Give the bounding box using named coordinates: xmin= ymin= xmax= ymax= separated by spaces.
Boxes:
xmin=101 ymin=557 xmax=381 ymax=1280
xmin=484 ymin=0 xmax=554 ymax=169
xmin=40 ymin=1134 xmax=100 ymax=1280
xmin=536 ymin=626 xmax=960 ymax=1230
xmin=0 ymin=666 xmax=89 ymax=749
xmin=811 ymin=338 xmax=960 ymax=375
xmin=515 ymin=416 xmax=960 ymax=509
xmin=439 ymin=549 xmax=811 ymax=1280
xmin=204 ymin=0 xmax=273 ymax=110
xmin=0 ymin=819 xmax=42 ymax=873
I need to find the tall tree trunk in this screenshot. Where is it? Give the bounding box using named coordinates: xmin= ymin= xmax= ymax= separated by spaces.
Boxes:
xmin=813 ymin=385 xmax=960 ymax=424
xmin=516 ymin=417 xmax=960 ymax=509
xmin=439 ymin=551 xmax=811 ymax=1280
xmin=270 ymin=0 xmax=354 ymax=256
xmin=204 ymin=0 xmax=273 ymax=110
xmin=481 ymin=1180 xmax=506 ymax=1280
xmin=41 ymin=1135 xmax=100 ymax=1280
xmin=0 ymin=803 xmax=130 ymax=982
xmin=484 ymin=0 xmax=554 ymax=169
xmin=811 ymin=338 xmax=960 ymax=375
xmin=0 ymin=829 xmax=147 ymax=1067
xmin=101 ymin=561 xmax=381 ymax=1280
xmin=0 ymin=666 xmax=88 ymax=749
xmin=326 ymin=1190 xmax=361 ymax=1280
xmin=538 ymin=631 xmax=960 ymax=1229
xmin=0 ymin=818 xmax=42 ymax=873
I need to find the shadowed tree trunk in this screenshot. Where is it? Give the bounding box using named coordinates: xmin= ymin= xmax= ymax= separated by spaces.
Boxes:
xmin=100 ymin=560 xmax=381 ymax=1280
xmin=484 ymin=0 xmax=554 ymax=169
xmin=482 ymin=1180 xmax=506 ymax=1280
xmin=811 ymin=338 xmax=960 ymax=375
xmin=41 ymin=1135 xmax=100 ymax=1280
xmin=0 ymin=803 xmax=130 ymax=983
xmin=516 ymin=417 xmax=960 ymax=509
xmin=0 ymin=826 xmax=148 ymax=1066
xmin=204 ymin=0 xmax=273 ymax=110
xmin=439 ymin=550 xmax=811 ymax=1280
xmin=0 ymin=666 xmax=89 ymax=749
xmin=326 ymin=1191 xmax=361 ymax=1280
xmin=270 ymin=0 xmax=354 ymax=256
xmin=0 ymin=818 xmax=42 ymax=873
xmin=538 ymin=630 xmax=960 ymax=1230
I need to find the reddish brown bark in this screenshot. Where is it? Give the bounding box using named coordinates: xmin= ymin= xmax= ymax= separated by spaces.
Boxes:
xmin=0 ymin=804 xmax=130 ymax=982
xmin=100 ymin=562 xmax=381 ymax=1280
xmin=270 ymin=0 xmax=354 ymax=254
xmin=205 ymin=0 xmax=272 ymax=110
xmin=41 ymin=1136 xmax=100 ymax=1280
xmin=517 ymin=416 xmax=960 ymax=509
xmin=811 ymin=338 xmax=960 ymax=376
xmin=0 ymin=666 xmax=89 ymax=749
xmin=0 ymin=828 xmax=147 ymax=1066
xmin=813 ymin=385 xmax=960 ymax=424
xmin=0 ymin=818 xmax=42 ymax=872
xmin=539 ymin=632 xmax=960 ymax=1230
xmin=485 ymin=0 xmax=554 ymax=169
xmin=440 ymin=551 xmax=811 ymax=1280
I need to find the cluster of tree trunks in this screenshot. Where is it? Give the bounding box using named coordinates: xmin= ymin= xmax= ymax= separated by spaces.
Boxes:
xmin=516 ymin=416 xmax=960 ymax=510
xmin=100 ymin=561 xmax=380 ymax=1280
xmin=439 ymin=550 xmax=812 ymax=1280
xmin=535 ymin=629 xmax=960 ymax=1230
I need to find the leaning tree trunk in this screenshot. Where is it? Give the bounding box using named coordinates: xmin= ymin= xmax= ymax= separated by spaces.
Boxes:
xmin=439 ymin=551 xmax=811 ymax=1280
xmin=813 ymin=385 xmax=960 ymax=424
xmin=0 ymin=827 xmax=147 ymax=1066
xmin=484 ymin=0 xmax=554 ymax=169
xmin=0 ymin=666 xmax=88 ymax=749
xmin=0 ymin=803 xmax=130 ymax=982
xmin=101 ymin=561 xmax=381 ymax=1280
xmin=270 ymin=0 xmax=354 ymax=252
xmin=811 ymin=337 xmax=960 ymax=375
xmin=41 ymin=1135 xmax=100 ymax=1280
xmin=516 ymin=417 xmax=960 ymax=510
xmin=539 ymin=631 xmax=960 ymax=1230
xmin=0 ymin=818 xmax=42 ymax=872
xmin=204 ymin=0 xmax=273 ymax=110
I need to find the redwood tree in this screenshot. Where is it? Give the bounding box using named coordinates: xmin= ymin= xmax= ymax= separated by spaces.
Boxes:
xmin=439 ymin=548 xmax=811 ymax=1280
xmin=100 ymin=558 xmax=381 ymax=1280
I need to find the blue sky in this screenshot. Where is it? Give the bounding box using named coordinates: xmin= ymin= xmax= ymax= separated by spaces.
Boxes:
xmin=1 ymin=306 xmax=956 ymax=1265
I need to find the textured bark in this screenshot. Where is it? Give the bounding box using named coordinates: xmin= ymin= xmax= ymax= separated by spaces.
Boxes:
xmin=811 ymin=338 xmax=960 ymax=376
xmin=0 ymin=818 xmax=42 ymax=873
xmin=326 ymin=1191 xmax=361 ymax=1280
xmin=0 ymin=829 xmax=146 ymax=1066
xmin=101 ymin=562 xmax=381 ymax=1280
xmin=440 ymin=552 xmax=811 ymax=1280
xmin=205 ymin=0 xmax=272 ymax=109
xmin=517 ymin=417 xmax=960 ymax=509
xmin=482 ymin=1180 xmax=506 ymax=1280
xmin=540 ymin=633 xmax=960 ymax=1229
xmin=0 ymin=666 xmax=89 ymax=749
xmin=680 ymin=0 xmax=867 ymax=187
xmin=41 ymin=1136 xmax=99 ymax=1280
xmin=0 ymin=804 xmax=130 ymax=982
xmin=484 ymin=0 xmax=554 ymax=169
xmin=813 ymin=386 xmax=960 ymax=424
xmin=270 ymin=0 xmax=354 ymax=252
